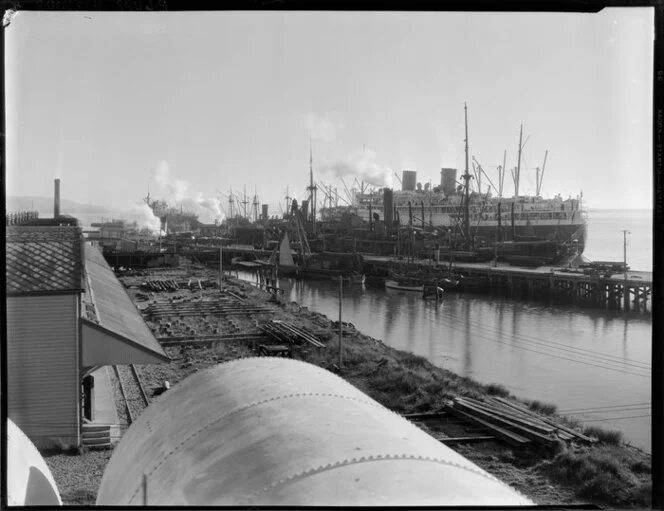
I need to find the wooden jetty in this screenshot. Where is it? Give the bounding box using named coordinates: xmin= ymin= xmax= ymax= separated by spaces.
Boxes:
xmin=364 ymin=255 xmax=652 ymax=313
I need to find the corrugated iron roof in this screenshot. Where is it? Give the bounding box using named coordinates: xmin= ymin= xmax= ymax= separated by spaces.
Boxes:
xmin=84 ymin=244 xmax=168 ymax=361
xmin=6 ymin=226 xmax=84 ymax=295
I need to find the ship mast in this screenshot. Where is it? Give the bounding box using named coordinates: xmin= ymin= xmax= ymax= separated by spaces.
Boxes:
xmin=463 ymin=102 xmax=472 ymax=248
xmin=515 ymin=124 xmax=523 ymax=197
xmin=307 ymin=139 xmax=317 ymax=235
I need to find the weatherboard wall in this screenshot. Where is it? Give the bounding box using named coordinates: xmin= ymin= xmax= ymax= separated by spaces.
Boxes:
xmin=6 ymin=294 xmax=80 ymax=448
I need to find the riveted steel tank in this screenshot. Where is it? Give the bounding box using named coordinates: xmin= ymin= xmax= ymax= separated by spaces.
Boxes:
xmin=97 ymin=358 xmax=533 ymax=506
xmin=7 ymin=419 xmax=62 ymax=506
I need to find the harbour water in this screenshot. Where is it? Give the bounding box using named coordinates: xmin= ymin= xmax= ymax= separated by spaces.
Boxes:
xmin=242 ymin=209 xmax=653 ymax=452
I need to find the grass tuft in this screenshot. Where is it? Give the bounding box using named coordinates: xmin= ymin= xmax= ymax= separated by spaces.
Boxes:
xmin=582 ymin=426 xmax=624 ymax=446
xmin=485 ymin=383 xmax=511 ymax=397
xmin=535 ymin=445 xmax=650 ymax=506
xmin=527 ymin=399 xmax=558 ymax=415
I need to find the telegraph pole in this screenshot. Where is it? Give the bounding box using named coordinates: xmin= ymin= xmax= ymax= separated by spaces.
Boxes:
xmin=622 ymin=229 xmax=630 ymax=311
xmin=338 ymin=276 xmax=343 ymax=369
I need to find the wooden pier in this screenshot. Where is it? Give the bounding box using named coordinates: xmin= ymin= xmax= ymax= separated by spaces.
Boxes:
xmin=364 ymin=255 xmax=652 ymax=314
xmin=124 ymin=244 xmax=652 ymax=314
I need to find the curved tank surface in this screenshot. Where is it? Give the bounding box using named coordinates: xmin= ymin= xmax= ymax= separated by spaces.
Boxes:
xmin=7 ymin=419 xmax=62 ymax=506
xmin=97 ymin=358 xmax=533 ymax=506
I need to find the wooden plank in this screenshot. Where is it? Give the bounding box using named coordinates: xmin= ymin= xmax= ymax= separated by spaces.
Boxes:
xmin=457 ymin=397 xmax=555 ymax=434
xmin=403 ymin=411 xmax=449 ymax=420
xmin=453 ymin=400 xmax=556 ymax=446
xmin=490 ymin=397 xmax=596 ymax=443
xmin=444 ymin=405 xmax=531 ymax=447
xmin=438 ymin=436 xmax=495 ymax=444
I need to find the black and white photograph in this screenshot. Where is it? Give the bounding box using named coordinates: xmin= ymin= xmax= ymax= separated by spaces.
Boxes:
xmin=4 ymin=7 xmax=656 ymax=507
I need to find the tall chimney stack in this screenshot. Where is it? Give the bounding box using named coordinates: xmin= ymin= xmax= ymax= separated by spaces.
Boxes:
xmin=54 ymin=178 xmax=61 ymax=218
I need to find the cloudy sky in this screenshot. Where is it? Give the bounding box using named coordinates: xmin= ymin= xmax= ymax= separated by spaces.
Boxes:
xmin=5 ymin=9 xmax=653 ymax=224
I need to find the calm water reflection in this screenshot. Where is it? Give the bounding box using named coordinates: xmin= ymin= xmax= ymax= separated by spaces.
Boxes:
xmin=241 ymin=272 xmax=652 ymax=452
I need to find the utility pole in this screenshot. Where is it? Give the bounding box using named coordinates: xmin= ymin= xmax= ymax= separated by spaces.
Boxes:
xmin=622 ymin=229 xmax=630 ymax=311
xmin=338 ymin=276 xmax=343 ymax=369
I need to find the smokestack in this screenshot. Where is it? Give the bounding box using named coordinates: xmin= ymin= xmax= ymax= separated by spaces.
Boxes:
xmin=261 ymin=204 xmax=268 ymax=221
xmin=383 ymin=188 xmax=394 ymax=234
xmin=402 ymin=170 xmax=417 ymax=192
xmin=54 ymin=178 xmax=61 ymax=218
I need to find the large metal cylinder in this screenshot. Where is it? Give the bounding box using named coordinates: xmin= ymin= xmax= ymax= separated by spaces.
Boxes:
xmin=97 ymin=358 xmax=533 ymax=506
xmin=441 ymin=168 xmax=457 ymax=196
xmin=401 ymin=170 xmax=417 ymax=192
xmin=7 ymin=419 xmax=62 ymax=506
xmin=261 ymin=204 xmax=268 ymax=221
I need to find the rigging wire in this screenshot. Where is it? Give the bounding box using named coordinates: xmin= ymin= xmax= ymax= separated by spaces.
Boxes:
xmin=576 ymin=414 xmax=650 ymax=422
xmin=423 ymin=301 xmax=651 ymax=369
xmin=420 ymin=306 xmax=650 ymax=378
xmin=426 ymin=302 xmax=651 ymax=369
xmin=423 ymin=306 xmax=651 ymax=374
xmin=558 ymin=402 xmax=650 ymax=413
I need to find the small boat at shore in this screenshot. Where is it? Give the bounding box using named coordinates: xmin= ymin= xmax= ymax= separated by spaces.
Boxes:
xmin=385 ymin=279 xmax=424 ymax=292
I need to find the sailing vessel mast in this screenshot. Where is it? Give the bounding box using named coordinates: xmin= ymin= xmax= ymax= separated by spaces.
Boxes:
xmin=463 ymin=102 xmax=472 ymax=249
xmin=307 ymin=139 xmax=317 ymax=236
xmin=515 ymin=124 xmax=523 ymax=197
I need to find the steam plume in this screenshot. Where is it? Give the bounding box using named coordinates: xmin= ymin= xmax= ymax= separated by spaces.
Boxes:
xmin=322 ymin=148 xmax=393 ymax=188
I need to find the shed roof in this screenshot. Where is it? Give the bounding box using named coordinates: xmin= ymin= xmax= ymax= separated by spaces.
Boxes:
xmin=6 ymin=226 xmax=84 ymax=296
xmin=83 ymin=244 xmax=168 ymax=363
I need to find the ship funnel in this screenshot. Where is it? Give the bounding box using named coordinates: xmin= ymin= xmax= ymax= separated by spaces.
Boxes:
xmin=54 ymin=178 xmax=61 ymax=218
xmin=383 ymin=188 xmax=394 ymax=233
xmin=402 ymin=170 xmax=417 ymax=191
xmin=440 ymin=168 xmax=457 ymax=196
xmin=261 ymin=204 xmax=268 ymax=221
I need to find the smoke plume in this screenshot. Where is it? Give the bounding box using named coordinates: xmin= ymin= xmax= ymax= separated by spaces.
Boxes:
xmin=153 ymin=160 xmax=189 ymax=202
xmin=321 ymin=148 xmax=394 ymax=188
xmin=113 ymin=202 xmax=162 ymax=232
xmin=150 ymin=161 xmax=224 ymax=224
xmin=304 ymin=112 xmax=344 ymax=144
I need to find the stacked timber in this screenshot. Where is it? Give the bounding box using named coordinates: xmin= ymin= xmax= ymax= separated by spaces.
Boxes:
xmin=445 ymin=396 xmax=596 ymax=449
xmin=145 ymin=300 xmax=273 ymax=319
xmin=259 ymin=320 xmax=326 ymax=348
xmin=143 ymin=279 xmax=180 ymax=292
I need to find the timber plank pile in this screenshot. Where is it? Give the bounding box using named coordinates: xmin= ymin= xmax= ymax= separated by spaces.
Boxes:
xmin=141 ymin=277 xmax=218 ymax=292
xmin=145 ymin=300 xmax=273 ymax=319
xmin=444 ymin=396 xmax=596 ymax=449
xmin=157 ymin=332 xmax=270 ymax=347
xmin=259 ymin=320 xmax=326 ymax=348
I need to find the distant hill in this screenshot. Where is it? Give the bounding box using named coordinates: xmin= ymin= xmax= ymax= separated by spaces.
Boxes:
xmin=6 ymin=196 xmax=110 ymax=215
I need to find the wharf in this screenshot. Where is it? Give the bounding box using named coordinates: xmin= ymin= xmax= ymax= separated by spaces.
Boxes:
xmin=364 ymin=255 xmax=652 ymax=313
xmin=109 ymin=245 xmax=651 ymax=313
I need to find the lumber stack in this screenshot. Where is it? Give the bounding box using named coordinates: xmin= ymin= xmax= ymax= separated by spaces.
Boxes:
xmin=260 ymin=320 xmax=326 ymax=348
xmin=145 ymin=301 xmax=273 ymax=319
xmin=444 ymin=396 xmax=596 ymax=449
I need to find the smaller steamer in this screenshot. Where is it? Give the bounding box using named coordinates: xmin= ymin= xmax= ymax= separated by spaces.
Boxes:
xmin=97 ymin=358 xmax=533 ymax=506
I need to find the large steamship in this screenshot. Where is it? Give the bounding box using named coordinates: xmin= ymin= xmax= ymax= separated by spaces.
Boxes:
xmin=354 ymin=168 xmax=587 ymax=254
xmin=352 ymin=105 xmax=587 ymax=262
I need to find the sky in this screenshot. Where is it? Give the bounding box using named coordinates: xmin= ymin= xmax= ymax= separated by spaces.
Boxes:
xmin=5 ymin=9 xmax=654 ymax=226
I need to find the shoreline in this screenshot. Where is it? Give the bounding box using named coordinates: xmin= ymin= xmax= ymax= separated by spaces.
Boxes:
xmin=43 ymin=270 xmax=651 ymax=507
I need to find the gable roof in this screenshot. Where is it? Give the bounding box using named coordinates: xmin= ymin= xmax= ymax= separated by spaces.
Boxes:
xmin=6 ymin=226 xmax=84 ymax=296
xmin=83 ymin=244 xmax=168 ymax=362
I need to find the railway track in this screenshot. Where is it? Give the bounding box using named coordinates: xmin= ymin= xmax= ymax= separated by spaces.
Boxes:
xmin=113 ymin=365 xmax=151 ymax=425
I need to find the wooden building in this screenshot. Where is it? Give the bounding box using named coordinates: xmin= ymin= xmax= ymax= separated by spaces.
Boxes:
xmin=6 ymin=225 xmax=168 ymax=448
